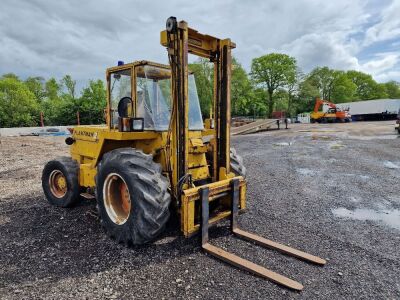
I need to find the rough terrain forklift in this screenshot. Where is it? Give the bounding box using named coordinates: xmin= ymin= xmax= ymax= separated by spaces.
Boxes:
xmin=42 ymin=17 xmax=325 ymax=290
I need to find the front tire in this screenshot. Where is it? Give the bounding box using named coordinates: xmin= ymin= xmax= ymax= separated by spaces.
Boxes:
xmin=42 ymin=157 xmax=80 ymax=207
xmin=96 ymin=148 xmax=171 ymax=245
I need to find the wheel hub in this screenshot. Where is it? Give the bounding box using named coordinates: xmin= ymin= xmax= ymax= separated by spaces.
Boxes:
xmin=49 ymin=170 xmax=67 ymax=198
xmin=103 ymin=173 xmax=131 ymax=225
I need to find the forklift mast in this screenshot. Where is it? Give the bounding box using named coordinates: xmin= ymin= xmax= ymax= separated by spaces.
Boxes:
xmin=161 ymin=17 xmax=235 ymax=190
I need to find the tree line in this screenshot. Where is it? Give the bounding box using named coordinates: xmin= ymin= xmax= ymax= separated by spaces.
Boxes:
xmin=1 ymin=53 xmax=400 ymax=127
xmin=0 ymin=73 xmax=106 ymax=127
xmin=191 ymin=54 xmax=400 ymax=119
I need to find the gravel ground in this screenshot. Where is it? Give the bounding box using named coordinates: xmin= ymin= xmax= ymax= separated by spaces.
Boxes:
xmin=0 ymin=121 xmax=399 ymax=299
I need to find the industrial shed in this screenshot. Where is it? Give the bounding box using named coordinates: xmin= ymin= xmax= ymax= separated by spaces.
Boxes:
xmin=336 ymin=99 xmax=400 ymax=121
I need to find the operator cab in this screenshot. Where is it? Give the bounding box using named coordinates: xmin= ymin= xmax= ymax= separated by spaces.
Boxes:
xmin=107 ymin=61 xmax=204 ymax=132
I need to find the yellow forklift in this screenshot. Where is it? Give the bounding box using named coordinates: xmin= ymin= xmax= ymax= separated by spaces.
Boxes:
xmin=41 ymin=17 xmax=325 ymax=290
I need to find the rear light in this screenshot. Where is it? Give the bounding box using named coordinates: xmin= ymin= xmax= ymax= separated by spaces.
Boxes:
xmin=396 ymin=120 xmax=400 ymax=124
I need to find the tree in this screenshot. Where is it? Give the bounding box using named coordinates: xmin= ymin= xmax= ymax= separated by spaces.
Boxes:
xmin=251 ymin=88 xmax=268 ymax=117
xmin=61 ymin=75 xmax=77 ymax=99
xmin=0 ymin=77 xmax=39 ymax=127
xmin=189 ymin=59 xmax=213 ymax=117
xmin=346 ymin=70 xmax=387 ymax=100
xmin=251 ymin=53 xmax=297 ymax=117
xmin=41 ymin=78 xmax=62 ymax=125
xmin=45 ymin=78 xmax=60 ymax=101
xmin=231 ymin=58 xmax=254 ymax=116
xmin=286 ymin=69 xmax=304 ymax=117
xmin=307 ymin=67 xmax=339 ymax=100
xmin=1 ymin=73 xmax=19 ymax=80
xmin=79 ymin=79 xmax=107 ymax=124
xmin=296 ymin=78 xmax=320 ymax=113
xmin=25 ymin=76 xmax=46 ymax=102
xmin=330 ymin=72 xmax=357 ymax=103
xmin=382 ymin=81 xmax=400 ymax=98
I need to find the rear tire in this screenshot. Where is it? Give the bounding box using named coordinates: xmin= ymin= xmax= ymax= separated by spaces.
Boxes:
xmin=230 ymin=148 xmax=247 ymax=178
xmin=42 ymin=157 xmax=80 ymax=207
xmin=96 ymin=148 xmax=171 ymax=245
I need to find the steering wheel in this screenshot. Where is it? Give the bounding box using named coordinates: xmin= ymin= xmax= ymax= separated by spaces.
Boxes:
xmin=117 ymin=97 xmax=133 ymax=118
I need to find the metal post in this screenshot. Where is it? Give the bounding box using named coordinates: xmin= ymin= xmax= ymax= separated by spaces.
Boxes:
xmin=230 ymin=178 xmax=240 ymax=232
xmin=200 ymin=187 xmax=210 ymax=246
xmin=40 ymin=112 xmax=44 ymax=127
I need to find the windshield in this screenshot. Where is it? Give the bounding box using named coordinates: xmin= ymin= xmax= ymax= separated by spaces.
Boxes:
xmin=109 ymin=68 xmax=131 ymax=128
xmin=136 ymin=65 xmax=204 ymax=131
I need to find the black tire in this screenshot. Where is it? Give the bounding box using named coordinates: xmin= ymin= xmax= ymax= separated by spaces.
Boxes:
xmin=42 ymin=157 xmax=80 ymax=207
xmin=96 ymin=148 xmax=171 ymax=245
xmin=230 ymin=148 xmax=247 ymax=178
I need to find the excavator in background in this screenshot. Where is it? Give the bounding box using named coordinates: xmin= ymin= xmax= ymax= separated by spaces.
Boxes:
xmin=310 ymin=97 xmax=351 ymax=123
xmin=41 ymin=17 xmax=326 ymax=291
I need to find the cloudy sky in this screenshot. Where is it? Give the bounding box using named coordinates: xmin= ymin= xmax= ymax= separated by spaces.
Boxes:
xmin=1 ymin=0 xmax=399 ymax=91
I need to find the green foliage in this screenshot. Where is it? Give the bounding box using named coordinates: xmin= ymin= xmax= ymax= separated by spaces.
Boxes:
xmin=383 ymin=81 xmax=400 ymax=98
xmin=61 ymin=75 xmax=77 ymax=99
xmin=189 ymin=57 xmax=258 ymax=117
xmin=296 ymin=78 xmax=320 ymax=113
xmin=0 ymin=76 xmax=39 ymax=127
xmin=330 ymin=72 xmax=357 ymax=103
xmin=251 ymin=53 xmax=297 ymax=117
xmin=1 ymin=54 xmax=399 ymax=127
xmin=79 ymin=80 xmax=107 ymax=124
xmin=45 ymin=78 xmax=60 ymax=101
xmin=346 ymin=70 xmax=387 ymax=100
xmin=0 ymin=73 xmax=106 ymax=127
xmin=189 ymin=58 xmax=213 ymax=117
xmin=25 ymin=77 xmax=46 ymax=102
xmin=307 ymin=67 xmax=339 ymax=100
xmin=231 ymin=58 xmax=254 ymax=115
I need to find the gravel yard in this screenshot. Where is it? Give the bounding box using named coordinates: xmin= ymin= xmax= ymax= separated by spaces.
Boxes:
xmin=0 ymin=121 xmax=399 ymax=299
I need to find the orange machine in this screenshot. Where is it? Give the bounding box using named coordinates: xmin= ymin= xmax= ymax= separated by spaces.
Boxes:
xmin=310 ymin=98 xmax=351 ymax=123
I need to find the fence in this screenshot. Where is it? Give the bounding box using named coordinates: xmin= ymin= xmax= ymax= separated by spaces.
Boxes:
xmin=296 ymin=113 xmax=310 ymax=123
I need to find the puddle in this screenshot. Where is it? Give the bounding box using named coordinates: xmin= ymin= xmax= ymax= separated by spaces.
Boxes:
xmin=347 ymin=135 xmax=398 ymax=140
xmin=329 ymin=142 xmax=345 ymax=149
xmin=296 ymin=168 xmax=316 ymax=176
xmin=273 ymin=142 xmax=292 ymax=146
xmin=383 ymin=161 xmax=399 ymax=169
xmin=343 ymin=174 xmax=370 ymax=180
xmin=299 ymin=129 xmax=343 ymax=133
xmin=332 ymin=207 xmax=400 ymax=230
xmin=311 ymin=135 xmax=333 ymax=140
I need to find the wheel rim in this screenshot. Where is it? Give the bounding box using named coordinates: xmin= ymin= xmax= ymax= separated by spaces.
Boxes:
xmin=49 ymin=170 xmax=67 ymax=198
xmin=103 ymin=173 xmax=131 ymax=225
